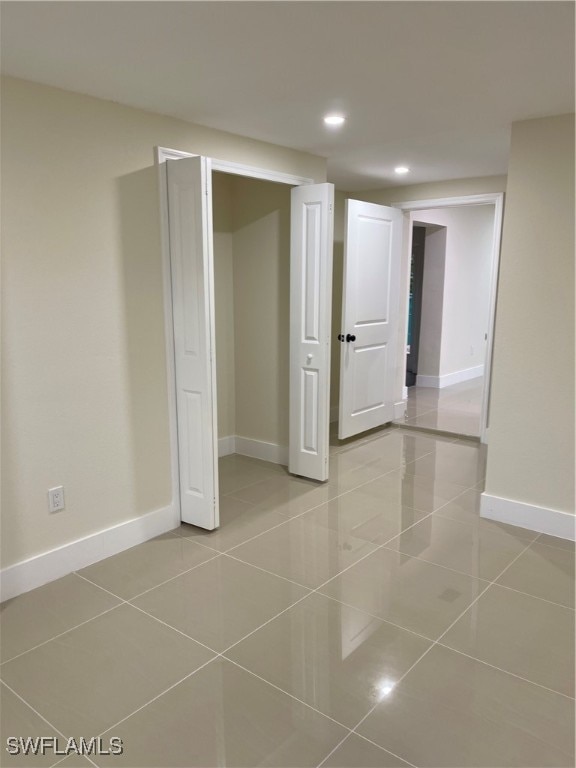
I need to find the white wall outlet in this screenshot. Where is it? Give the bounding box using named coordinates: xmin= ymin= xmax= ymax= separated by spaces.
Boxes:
xmin=48 ymin=486 xmax=65 ymax=513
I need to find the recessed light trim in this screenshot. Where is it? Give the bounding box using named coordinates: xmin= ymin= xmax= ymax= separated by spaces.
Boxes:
xmin=323 ymin=114 xmax=346 ymax=127
xmin=394 ymin=166 xmax=410 ymax=175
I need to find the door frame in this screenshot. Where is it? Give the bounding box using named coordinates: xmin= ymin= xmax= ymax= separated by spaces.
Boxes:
xmin=393 ymin=193 xmax=504 ymax=443
xmin=155 ymin=146 xmax=315 ymax=521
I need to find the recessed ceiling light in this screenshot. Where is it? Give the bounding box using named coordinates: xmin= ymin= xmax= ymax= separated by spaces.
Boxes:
xmin=394 ymin=166 xmax=410 ymax=175
xmin=323 ymin=114 xmax=346 ymax=127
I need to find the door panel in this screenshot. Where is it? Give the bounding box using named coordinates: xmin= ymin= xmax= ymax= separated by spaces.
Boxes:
xmin=339 ymin=199 xmax=403 ymax=439
xmin=167 ymin=156 xmax=219 ymax=529
xmin=289 ymin=184 xmax=334 ymax=481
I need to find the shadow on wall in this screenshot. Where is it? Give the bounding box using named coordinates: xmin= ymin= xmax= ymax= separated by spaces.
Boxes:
xmin=115 ymin=167 xmax=172 ymax=516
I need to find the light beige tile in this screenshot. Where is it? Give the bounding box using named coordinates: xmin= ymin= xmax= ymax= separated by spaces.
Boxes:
xmin=176 ymin=495 xmax=287 ymax=552
xmin=96 ymin=658 xmax=347 ymax=768
xmin=433 ymin=488 xmax=482 ymax=523
xmin=404 ymin=409 xmax=481 ymax=437
xmin=321 ymin=734 xmax=410 ymax=767
xmin=229 ymin=474 xmax=333 ymax=518
xmin=360 ymin=470 xmax=471 ymax=514
xmin=358 ymin=644 xmax=575 ymax=768
xmin=218 ymin=454 xmax=284 ymax=495
xmin=132 ymin=556 xmax=309 ymax=652
xmin=403 ymin=441 xmax=486 ymax=486
xmin=497 ymin=541 xmax=575 ymax=608
xmin=52 ymin=757 xmax=94 ymax=767
xmin=387 ymin=515 xmax=534 ymax=580
xmin=0 ymin=604 xmax=215 ymax=736
xmin=442 ymin=584 xmax=575 ymax=696
xmin=0 ymin=574 xmax=120 ymax=663
xmin=51 ymin=756 xmax=94 ymax=767
xmin=226 ymin=592 xmax=431 ymax=728
xmin=319 ymin=548 xmax=484 ymax=640
xmin=1 ymin=684 xmax=59 ymax=767
xmin=77 ymin=533 xmax=216 ymax=600
xmin=537 ymin=533 xmax=576 ymax=552
xmin=229 ymin=516 xmax=378 ymax=589
xmin=301 ymin=488 xmax=429 ymax=545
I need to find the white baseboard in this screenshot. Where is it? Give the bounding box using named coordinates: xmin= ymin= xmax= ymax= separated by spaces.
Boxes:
xmin=330 ymin=406 xmax=339 ymax=424
xmin=480 ymin=492 xmax=576 ymax=541
xmin=417 ymin=365 xmax=484 ymax=389
xmin=0 ymin=504 xmax=178 ymax=602
xmin=234 ymin=436 xmax=288 ymax=466
xmin=394 ymin=400 xmax=407 ymax=419
xmin=402 ymin=386 xmax=408 ymax=400
xmin=218 ymin=435 xmax=236 ymax=457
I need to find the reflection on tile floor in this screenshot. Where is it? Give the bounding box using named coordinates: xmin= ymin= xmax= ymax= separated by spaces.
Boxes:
xmin=394 ymin=377 xmax=484 ymax=437
xmin=1 ymin=428 xmax=574 ymax=767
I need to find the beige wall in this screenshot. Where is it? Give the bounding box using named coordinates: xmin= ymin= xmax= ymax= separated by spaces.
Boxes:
xmin=353 ymin=175 xmax=507 ymax=206
xmin=213 ymin=174 xmax=235 ymax=439
xmin=1 ymin=77 xmax=325 ymax=568
xmin=232 ymin=177 xmax=292 ymax=446
xmin=413 ymin=205 xmax=495 ymax=379
xmin=485 ymin=114 xmax=575 ymax=514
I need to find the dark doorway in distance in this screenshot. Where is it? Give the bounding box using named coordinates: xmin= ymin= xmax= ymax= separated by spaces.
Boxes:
xmin=406 ymin=226 xmax=426 ymax=387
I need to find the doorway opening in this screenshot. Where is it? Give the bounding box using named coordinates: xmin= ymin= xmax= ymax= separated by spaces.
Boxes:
xmin=395 ymin=200 xmax=501 ymax=440
xmin=157 ymin=148 xmax=334 ymax=529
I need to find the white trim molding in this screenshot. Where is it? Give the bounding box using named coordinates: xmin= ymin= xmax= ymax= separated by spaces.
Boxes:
xmin=0 ymin=505 xmax=178 ymax=602
xmin=218 ymin=436 xmax=236 ymax=457
xmin=235 ymin=437 xmax=288 ymax=466
xmin=217 ymin=435 xmax=288 ymax=466
xmin=394 ymin=400 xmax=407 ymax=419
xmin=416 ymin=365 xmax=484 ymax=389
xmin=480 ymin=493 xmax=576 ymax=541
xmin=155 ymin=146 xmax=314 ymax=186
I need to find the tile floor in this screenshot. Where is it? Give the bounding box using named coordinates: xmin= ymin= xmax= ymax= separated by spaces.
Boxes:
xmin=394 ymin=377 xmax=484 ymax=437
xmin=1 ymin=428 xmax=574 ymax=767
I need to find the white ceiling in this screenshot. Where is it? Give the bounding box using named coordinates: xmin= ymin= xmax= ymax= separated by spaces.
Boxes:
xmin=1 ymin=1 xmax=574 ymax=190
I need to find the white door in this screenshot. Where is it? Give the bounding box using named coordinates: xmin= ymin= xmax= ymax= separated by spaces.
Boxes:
xmin=289 ymin=183 xmax=334 ymax=481
xmin=338 ymin=199 xmax=403 ymax=439
xmin=167 ymin=156 xmax=219 ymax=529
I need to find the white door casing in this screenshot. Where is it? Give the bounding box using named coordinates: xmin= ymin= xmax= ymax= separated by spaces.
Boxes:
xmin=339 ymin=199 xmax=403 ymax=439
xmin=289 ymin=183 xmax=335 ymax=481
xmin=166 ymin=156 xmax=219 ymax=529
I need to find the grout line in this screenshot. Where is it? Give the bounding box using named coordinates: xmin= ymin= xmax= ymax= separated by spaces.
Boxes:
xmin=73 ymin=572 xmax=133 ymax=601
xmin=316 ymin=591 xmax=436 ymax=644
xmin=533 ymin=535 xmax=576 ymax=553
xmin=315 ymin=733 xmax=359 ymax=768
xmin=349 ymin=731 xmax=420 ymax=768
xmin=0 ymin=679 xmax=101 ymax=768
xmin=377 ymin=543 xmax=495 ymax=584
xmin=126 ymin=602 xmax=221 ymax=656
xmin=343 ymin=535 xmax=539 ymax=742
xmin=125 ymin=550 xmax=222 ymax=602
xmin=487 ymin=581 xmax=576 ymax=611
xmin=219 ymin=592 xmax=316 ymax=656
xmin=97 ymin=655 xmax=219 ymax=739
xmin=433 ymin=643 xmax=576 ymax=701
xmin=222 ymin=550 xmax=318 ymax=589
xmin=223 ymin=656 xmax=353 ymax=732
xmin=0 ymin=603 xmax=126 ymax=667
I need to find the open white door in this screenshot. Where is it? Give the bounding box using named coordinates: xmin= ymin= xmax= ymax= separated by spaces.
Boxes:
xmin=338 ymin=199 xmax=403 ymax=440
xmin=289 ymin=183 xmax=334 ymax=481
xmin=167 ymin=156 xmax=219 ymax=529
